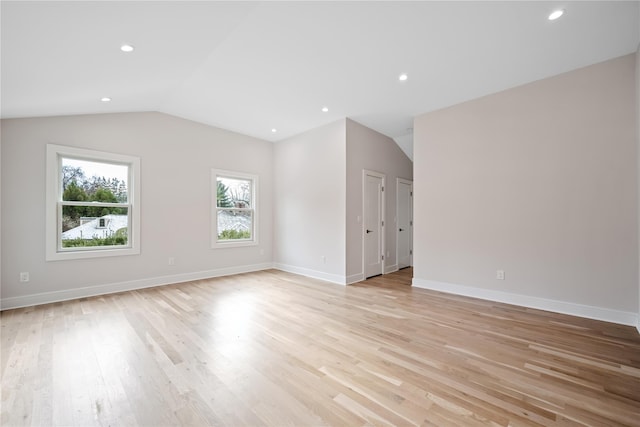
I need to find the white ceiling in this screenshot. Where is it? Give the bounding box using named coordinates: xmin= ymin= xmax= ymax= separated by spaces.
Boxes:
xmin=2 ymin=1 xmax=639 ymax=160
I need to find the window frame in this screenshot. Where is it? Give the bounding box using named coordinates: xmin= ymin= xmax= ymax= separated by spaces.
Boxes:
xmin=211 ymin=169 xmax=258 ymax=248
xmin=46 ymin=144 xmax=141 ymax=261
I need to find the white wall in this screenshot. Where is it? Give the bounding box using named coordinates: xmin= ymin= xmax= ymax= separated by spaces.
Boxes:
xmin=413 ymin=54 xmax=638 ymax=325
xmin=345 ymin=119 xmax=413 ymax=281
xmin=1 ymin=112 xmax=411 ymax=306
xmin=273 ymin=120 xmax=347 ymax=283
xmin=0 ymin=125 xmax=2 ymax=302
xmin=636 ymin=46 xmax=640 ymax=331
xmin=1 ymin=112 xmax=273 ymax=308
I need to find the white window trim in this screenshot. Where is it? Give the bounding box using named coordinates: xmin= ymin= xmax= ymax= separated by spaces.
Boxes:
xmin=46 ymin=144 xmax=141 ymax=261
xmin=211 ymin=169 xmax=258 ymax=249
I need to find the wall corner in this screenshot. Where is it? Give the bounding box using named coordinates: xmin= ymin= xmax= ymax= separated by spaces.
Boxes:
xmin=636 ymin=43 xmax=640 ymax=330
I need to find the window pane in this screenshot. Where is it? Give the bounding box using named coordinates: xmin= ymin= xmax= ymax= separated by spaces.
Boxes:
xmin=62 ymin=204 xmax=128 ymax=231
xmin=61 ymin=207 xmax=129 ymax=248
xmin=217 ymin=210 xmax=252 ymax=240
xmin=62 ymin=158 xmax=129 ymax=203
xmin=217 ymin=176 xmax=251 ymax=208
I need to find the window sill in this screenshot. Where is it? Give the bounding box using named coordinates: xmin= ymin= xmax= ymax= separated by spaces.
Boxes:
xmin=211 ymin=240 xmax=258 ymax=249
xmin=46 ymin=246 xmax=140 ymax=261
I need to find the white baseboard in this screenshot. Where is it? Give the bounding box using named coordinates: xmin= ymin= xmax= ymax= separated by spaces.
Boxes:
xmin=412 ymin=278 xmax=638 ymax=327
xmin=346 ymin=273 xmax=364 ymax=284
xmin=272 ymin=263 xmax=346 ymax=285
xmin=0 ymin=263 xmax=273 ymax=311
xmin=385 ymin=264 xmax=399 ymax=274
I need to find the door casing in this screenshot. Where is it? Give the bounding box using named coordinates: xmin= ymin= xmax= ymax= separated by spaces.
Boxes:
xmin=362 ymin=170 xmax=385 ymax=278
xmin=397 ymin=178 xmax=413 ymax=269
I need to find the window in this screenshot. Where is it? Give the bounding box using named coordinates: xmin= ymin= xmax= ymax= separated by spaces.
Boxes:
xmin=46 ymin=144 xmax=140 ymax=261
xmin=211 ymin=169 xmax=257 ymax=248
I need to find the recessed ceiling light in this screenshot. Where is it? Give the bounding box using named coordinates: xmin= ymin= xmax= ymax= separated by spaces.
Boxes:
xmin=271 ymin=128 xmax=277 ymax=133
xmin=100 ymin=97 xmax=112 ymax=102
xmin=321 ymin=107 xmax=329 ymax=113
xmin=548 ymin=9 xmax=564 ymax=20
xmin=398 ymin=73 xmax=408 ymax=82
xmin=120 ymin=44 xmax=134 ymax=52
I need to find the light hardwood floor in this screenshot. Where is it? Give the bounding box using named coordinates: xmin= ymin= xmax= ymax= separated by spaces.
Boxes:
xmin=2 ymin=268 xmax=639 ymax=426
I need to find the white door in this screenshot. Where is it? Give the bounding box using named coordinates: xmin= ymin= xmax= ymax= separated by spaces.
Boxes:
xmin=397 ymin=179 xmax=413 ymax=269
xmin=364 ymin=171 xmax=384 ymax=278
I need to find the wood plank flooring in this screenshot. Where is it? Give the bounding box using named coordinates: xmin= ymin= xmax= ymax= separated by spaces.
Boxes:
xmin=2 ymin=268 xmax=639 ymax=426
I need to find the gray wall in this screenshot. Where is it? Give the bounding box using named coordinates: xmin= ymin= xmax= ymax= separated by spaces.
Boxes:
xmin=1 ymin=113 xmax=410 ymax=303
xmin=273 ymin=118 xmax=413 ymax=284
xmin=1 ymin=112 xmax=273 ymax=307
xmin=345 ymin=119 xmax=413 ymax=281
xmin=273 ymin=120 xmax=347 ymax=283
xmin=413 ymin=54 xmax=638 ymax=323
xmin=637 ymin=45 xmax=640 ymax=330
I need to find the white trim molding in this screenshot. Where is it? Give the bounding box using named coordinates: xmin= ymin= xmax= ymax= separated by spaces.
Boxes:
xmin=362 ymin=169 xmax=386 ymax=280
xmin=46 ymin=144 xmax=141 ymax=261
xmin=384 ymin=263 xmax=399 ymax=275
xmin=396 ymin=177 xmax=413 ymax=270
xmin=273 ymin=263 xmax=347 ymax=286
xmin=412 ymin=278 xmax=639 ymax=327
xmin=211 ymin=168 xmax=259 ymax=249
xmin=346 ymin=273 xmax=365 ymax=284
xmin=1 ymin=263 xmax=272 ymax=311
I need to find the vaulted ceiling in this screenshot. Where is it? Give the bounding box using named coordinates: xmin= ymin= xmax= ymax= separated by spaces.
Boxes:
xmin=2 ymin=1 xmax=639 ymax=159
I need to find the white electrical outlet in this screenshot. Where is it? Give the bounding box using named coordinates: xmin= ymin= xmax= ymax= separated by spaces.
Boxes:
xmin=322 ymin=256 xmax=326 ymax=264
xmin=496 ymin=270 xmax=505 ymax=280
xmin=20 ymin=272 xmax=30 ymax=282
xmin=168 ymin=257 xmax=175 ymax=266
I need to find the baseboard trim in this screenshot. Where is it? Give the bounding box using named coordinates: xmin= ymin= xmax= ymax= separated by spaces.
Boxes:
xmin=0 ymin=263 xmax=274 ymax=311
xmin=273 ymin=263 xmax=346 ymax=285
xmin=412 ymin=278 xmax=638 ymax=327
xmin=384 ymin=264 xmax=399 ymax=274
xmin=346 ymin=273 xmax=365 ymax=284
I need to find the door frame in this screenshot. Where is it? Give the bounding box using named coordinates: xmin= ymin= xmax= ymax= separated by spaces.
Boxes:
xmin=396 ymin=178 xmax=413 ymax=269
xmin=362 ymin=169 xmax=386 ymax=278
